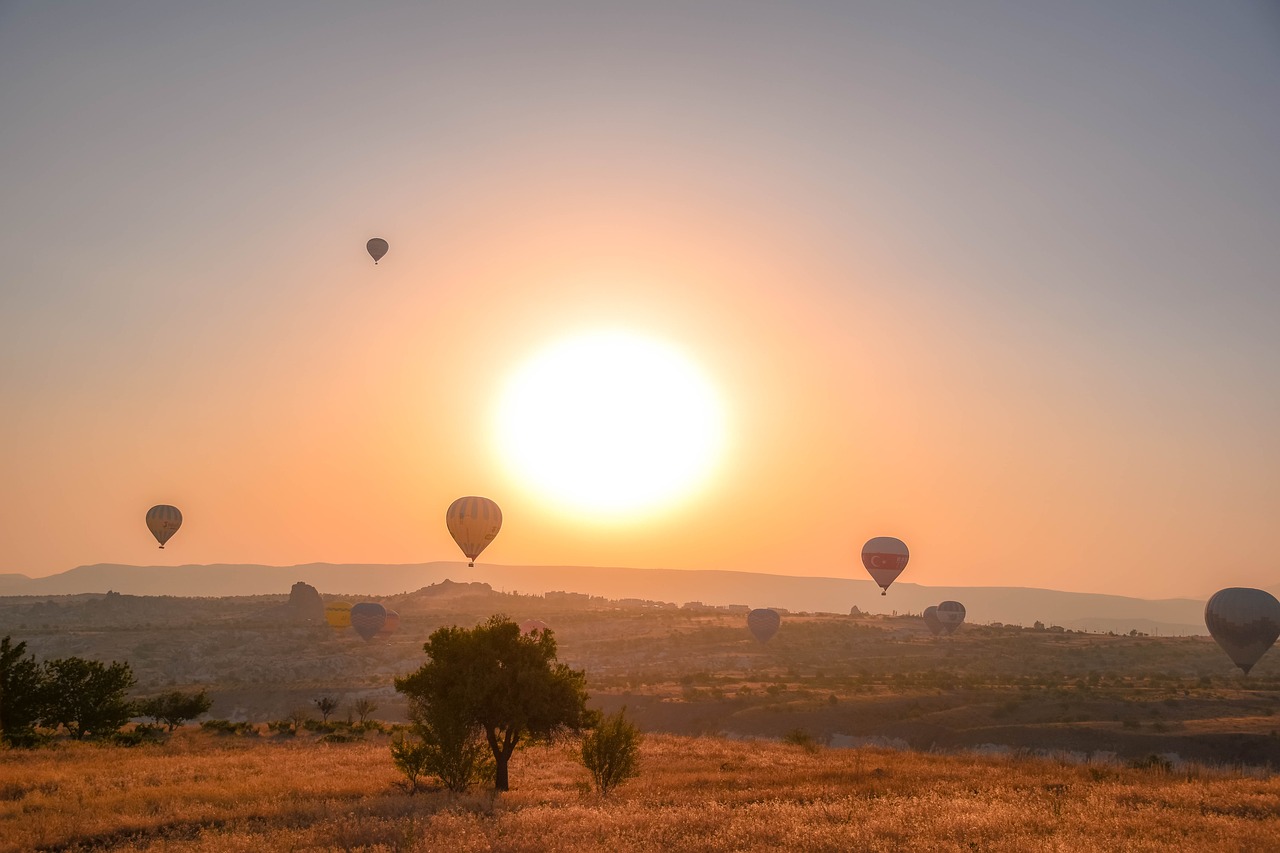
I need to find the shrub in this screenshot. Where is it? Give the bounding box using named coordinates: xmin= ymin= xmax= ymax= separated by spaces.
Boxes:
xmin=40 ymin=657 xmax=135 ymax=740
xmin=784 ymin=729 xmax=820 ymax=753
xmin=136 ymin=690 xmax=213 ymax=731
xmin=390 ymin=734 xmax=433 ymax=793
xmin=581 ymin=708 xmax=643 ymax=796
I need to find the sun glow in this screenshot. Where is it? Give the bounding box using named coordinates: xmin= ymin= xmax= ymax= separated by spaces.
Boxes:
xmin=495 ymin=331 xmax=726 ymax=518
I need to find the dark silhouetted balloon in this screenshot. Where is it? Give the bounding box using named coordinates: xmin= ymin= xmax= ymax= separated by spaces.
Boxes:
xmin=325 ymin=601 xmax=352 ymax=632
xmin=1204 ymin=588 xmax=1280 ymax=675
xmin=145 ymin=505 xmax=182 ymax=549
xmin=367 ymin=238 xmax=388 ymax=264
xmin=350 ymin=602 xmax=388 ymax=642
xmin=520 ymin=619 xmax=550 ymax=636
xmin=375 ymin=609 xmax=400 ymax=639
xmin=446 ymin=496 xmax=502 ymax=566
xmin=747 ymin=608 xmax=781 ymax=643
xmin=923 ymin=606 xmax=943 ymax=636
xmin=937 ymin=601 xmax=966 ymax=635
xmin=861 ymin=536 xmax=908 ymax=595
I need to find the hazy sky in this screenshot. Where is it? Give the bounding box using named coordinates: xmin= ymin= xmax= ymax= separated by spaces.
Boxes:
xmin=3 ymin=1 xmax=1278 ymax=599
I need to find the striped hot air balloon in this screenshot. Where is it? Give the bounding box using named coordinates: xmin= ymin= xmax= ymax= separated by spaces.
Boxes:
xmin=325 ymin=601 xmax=352 ymax=632
xmin=937 ymin=600 xmax=966 ymax=635
xmin=350 ymin=603 xmax=388 ymax=642
xmin=375 ymin=609 xmax=400 ymax=639
xmin=747 ymin=608 xmax=781 ymax=644
xmin=1205 ymin=588 xmax=1280 ymax=675
xmin=923 ymin=606 xmax=943 ymax=636
xmin=366 ymin=237 xmax=388 ymax=264
xmin=446 ymin=496 xmax=502 ymax=567
xmin=145 ymin=505 xmax=183 ymax=548
xmin=861 ymin=536 xmax=908 ymax=595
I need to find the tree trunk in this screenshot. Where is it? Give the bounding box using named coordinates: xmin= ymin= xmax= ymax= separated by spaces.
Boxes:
xmin=494 ymin=754 xmax=510 ymax=791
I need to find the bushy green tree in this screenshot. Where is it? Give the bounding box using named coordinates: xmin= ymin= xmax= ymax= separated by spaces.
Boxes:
xmin=581 ymin=708 xmax=642 ymax=796
xmin=0 ymin=636 xmax=45 ymax=746
xmin=136 ymin=689 xmax=213 ymax=731
xmin=395 ymin=615 xmax=593 ymax=791
xmin=41 ymin=657 xmax=135 ymax=740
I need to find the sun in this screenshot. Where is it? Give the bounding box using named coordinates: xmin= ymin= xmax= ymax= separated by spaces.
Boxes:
xmin=495 ymin=330 xmax=726 ymax=518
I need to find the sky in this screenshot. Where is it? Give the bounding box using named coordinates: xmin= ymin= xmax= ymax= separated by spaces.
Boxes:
xmin=2 ymin=1 xmax=1278 ymax=600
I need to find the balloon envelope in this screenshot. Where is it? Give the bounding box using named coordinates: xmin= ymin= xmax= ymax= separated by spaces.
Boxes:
xmin=145 ymin=505 xmax=182 ymax=548
xmin=325 ymin=601 xmax=352 ymax=631
xmin=446 ymin=496 xmax=502 ymax=566
xmin=747 ymin=608 xmax=781 ymax=643
xmin=937 ymin=601 xmax=966 ymax=635
xmin=861 ymin=536 xmax=908 ymax=595
xmin=366 ymin=237 xmax=388 ymax=263
xmin=375 ymin=609 xmax=400 ymax=639
xmin=923 ymin=606 xmax=943 ymax=636
xmin=1204 ymin=588 xmax=1280 ymax=675
xmin=520 ymin=619 xmax=550 ymax=636
xmin=350 ymin=602 xmax=387 ymax=641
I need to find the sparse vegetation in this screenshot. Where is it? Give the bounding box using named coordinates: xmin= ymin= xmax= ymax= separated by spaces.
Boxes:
xmin=2 ymin=730 xmax=1279 ymax=852
xmin=581 ymin=707 xmax=642 ymax=795
xmin=313 ymin=696 xmax=339 ymax=723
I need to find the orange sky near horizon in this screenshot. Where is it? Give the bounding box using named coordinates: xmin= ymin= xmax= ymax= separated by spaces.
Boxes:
xmin=2 ymin=2 xmax=1278 ymax=601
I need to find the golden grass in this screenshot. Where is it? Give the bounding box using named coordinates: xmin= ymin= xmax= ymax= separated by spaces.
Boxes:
xmin=2 ymin=731 xmax=1278 ymax=852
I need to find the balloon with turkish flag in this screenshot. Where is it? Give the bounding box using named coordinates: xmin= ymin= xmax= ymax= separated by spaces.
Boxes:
xmin=861 ymin=536 xmax=909 ymax=596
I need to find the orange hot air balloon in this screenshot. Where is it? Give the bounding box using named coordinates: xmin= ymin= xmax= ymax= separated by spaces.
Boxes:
xmin=747 ymin=608 xmax=781 ymax=643
xmin=145 ymin=505 xmax=182 ymax=548
xmin=446 ymin=496 xmax=502 ymax=567
xmin=861 ymin=536 xmax=908 ymax=595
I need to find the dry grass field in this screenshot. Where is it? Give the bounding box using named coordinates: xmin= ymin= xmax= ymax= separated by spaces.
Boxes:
xmin=3 ymin=730 xmax=1279 ymax=852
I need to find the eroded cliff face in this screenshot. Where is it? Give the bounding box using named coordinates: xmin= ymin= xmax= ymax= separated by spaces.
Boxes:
xmin=286 ymin=581 xmax=325 ymax=622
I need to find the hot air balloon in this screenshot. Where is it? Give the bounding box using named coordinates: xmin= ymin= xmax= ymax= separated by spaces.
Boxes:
xmin=747 ymin=608 xmax=781 ymax=644
xmin=446 ymin=496 xmax=502 ymax=567
xmin=520 ymin=619 xmax=550 ymax=636
xmin=367 ymin=237 xmax=388 ymax=264
xmin=375 ymin=609 xmax=400 ymax=639
xmin=937 ymin=601 xmax=966 ymax=635
xmin=923 ymin=606 xmax=943 ymax=636
xmin=145 ymin=505 xmax=183 ymax=549
xmin=861 ymin=536 xmax=908 ymax=595
xmin=325 ymin=601 xmax=352 ymax=632
xmin=350 ymin=602 xmax=388 ymax=642
xmin=1204 ymin=588 xmax=1280 ymax=675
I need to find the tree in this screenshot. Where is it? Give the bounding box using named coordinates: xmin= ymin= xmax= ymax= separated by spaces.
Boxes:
xmin=395 ymin=615 xmax=593 ymax=791
xmin=352 ymin=697 xmax=378 ymax=724
xmin=41 ymin=657 xmax=134 ymax=740
xmin=581 ymin=707 xmax=642 ymax=796
xmin=0 ymin=635 xmax=45 ymax=746
xmin=313 ymin=696 xmax=339 ymax=723
xmin=397 ymin=698 xmax=493 ymax=792
xmin=136 ymin=689 xmax=213 ymax=731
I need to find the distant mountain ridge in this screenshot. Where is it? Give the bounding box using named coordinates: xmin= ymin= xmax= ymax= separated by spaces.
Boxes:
xmin=0 ymin=562 xmax=1218 ymax=636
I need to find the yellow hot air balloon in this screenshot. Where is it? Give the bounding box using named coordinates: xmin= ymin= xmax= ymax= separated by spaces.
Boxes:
xmin=146 ymin=505 xmax=182 ymax=549
xmin=446 ymin=496 xmax=502 ymax=567
xmin=325 ymin=601 xmax=352 ymax=632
